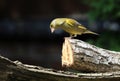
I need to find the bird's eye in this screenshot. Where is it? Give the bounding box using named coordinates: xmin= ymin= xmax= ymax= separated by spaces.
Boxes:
xmin=50 ymin=24 xmax=53 ymax=28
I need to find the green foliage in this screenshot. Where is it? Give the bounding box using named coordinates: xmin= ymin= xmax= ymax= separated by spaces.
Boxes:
xmin=83 ymin=0 xmax=120 ymax=20
xmin=87 ymin=31 xmax=120 ymax=51
xmin=82 ymin=0 xmax=120 ymax=51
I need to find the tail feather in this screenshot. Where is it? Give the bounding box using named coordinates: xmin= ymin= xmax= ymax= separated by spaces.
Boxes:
xmin=84 ymin=30 xmax=98 ymax=35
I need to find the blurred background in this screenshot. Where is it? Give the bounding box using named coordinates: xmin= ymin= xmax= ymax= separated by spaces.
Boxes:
xmin=0 ymin=0 xmax=120 ymax=69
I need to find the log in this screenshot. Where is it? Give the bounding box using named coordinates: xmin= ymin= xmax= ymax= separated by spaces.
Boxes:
xmin=1 ymin=38 xmax=120 ymax=81
xmin=62 ymin=38 xmax=120 ymax=72
xmin=1 ymin=55 xmax=120 ymax=81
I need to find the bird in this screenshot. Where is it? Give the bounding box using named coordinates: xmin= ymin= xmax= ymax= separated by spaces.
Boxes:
xmin=50 ymin=18 xmax=98 ymax=37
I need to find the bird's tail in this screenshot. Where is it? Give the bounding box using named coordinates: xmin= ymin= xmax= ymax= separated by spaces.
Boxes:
xmin=84 ymin=30 xmax=98 ymax=35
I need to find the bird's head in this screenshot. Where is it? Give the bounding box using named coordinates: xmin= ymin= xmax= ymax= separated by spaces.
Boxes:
xmin=50 ymin=18 xmax=65 ymax=33
xmin=50 ymin=22 xmax=56 ymax=33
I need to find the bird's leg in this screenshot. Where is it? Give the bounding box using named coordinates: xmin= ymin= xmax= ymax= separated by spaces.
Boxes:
xmin=69 ymin=34 xmax=73 ymax=38
xmin=70 ymin=34 xmax=77 ymax=38
xmin=73 ymin=34 xmax=77 ymax=37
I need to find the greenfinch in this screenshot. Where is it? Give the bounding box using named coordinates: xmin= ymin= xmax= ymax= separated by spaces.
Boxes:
xmin=50 ymin=18 xmax=98 ymax=37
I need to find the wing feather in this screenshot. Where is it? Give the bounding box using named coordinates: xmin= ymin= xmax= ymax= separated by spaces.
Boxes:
xmin=65 ymin=18 xmax=87 ymax=31
xmin=66 ymin=19 xmax=79 ymax=27
xmin=78 ymin=25 xmax=87 ymax=30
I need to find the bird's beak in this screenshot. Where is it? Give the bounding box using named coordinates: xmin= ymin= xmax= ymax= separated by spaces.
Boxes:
xmin=50 ymin=28 xmax=55 ymax=33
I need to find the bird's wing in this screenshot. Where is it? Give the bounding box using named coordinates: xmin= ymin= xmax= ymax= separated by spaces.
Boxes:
xmin=78 ymin=25 xmax=87 ymax=30
xmin=59 ymin=20 xmax=66 ymax=25
xmin=66 ymin=19 xmax=74 ymax=27
xmin=65 ymin=19 xmax=82 ymax=29
xmin=66 ymin=19 xmax=87 ymax=31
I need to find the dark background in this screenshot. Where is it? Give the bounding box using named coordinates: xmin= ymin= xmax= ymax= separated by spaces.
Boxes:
xmin=0 ymin=0 xmax=120 ymax=69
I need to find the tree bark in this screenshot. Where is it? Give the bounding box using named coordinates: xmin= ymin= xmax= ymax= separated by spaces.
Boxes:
xmin=0 ymin=38 xmax=120 ymax=81
xmin=1 ymin=55 xmax=120 ymax=81
xmin=62 ymin=38 xmax=120 ymax=72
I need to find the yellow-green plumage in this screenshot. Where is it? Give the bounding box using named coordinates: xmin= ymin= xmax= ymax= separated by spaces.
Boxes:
xmin=50 ymin=18 xmax=98 ymax=37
